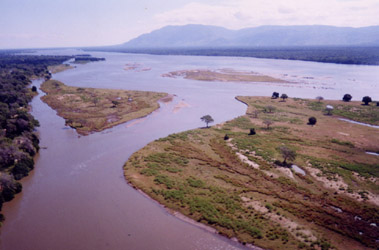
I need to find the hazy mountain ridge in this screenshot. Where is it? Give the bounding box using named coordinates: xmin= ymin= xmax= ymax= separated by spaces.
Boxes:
xmin=122 ymin=24 xmax=379 ymax=47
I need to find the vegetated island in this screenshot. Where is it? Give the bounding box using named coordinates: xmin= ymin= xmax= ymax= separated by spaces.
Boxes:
xmin=162 ymin=69 xmax=287 ymax=83
xmin=0 ymin=54 xmax=71 ymax=224
xmin=73 ymin=54 xmax=106 ymax=64
xmin=40 ymin=80 xmax=168 ymax=135
xmin=124 ymin=96 xmax=379 ymax=250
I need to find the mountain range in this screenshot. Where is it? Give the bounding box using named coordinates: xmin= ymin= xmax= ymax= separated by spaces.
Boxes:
xmin=120 ymin=24 xmax=379 ymax=48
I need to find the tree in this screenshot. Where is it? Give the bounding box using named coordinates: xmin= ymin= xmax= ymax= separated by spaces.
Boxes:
xmin=272 ymin=92 xmax=279 ymax=99
xmin=200 ymin=115 xmax=214 ymax=128
xmin=342 ymin=94 xmax=352 ymax=102
xmin=31 ymin=86 xmax=37 ymax=92
xmin=249 ymin=128 xmax=256 ymax=135
xmin=280 ymin=94 xmax=288 ymax=101
xmin=316 ymin=96 xmax=324 ymax=102
xmin=362 ymin=96 xmax=372 ymax=105
xmin=325 ymin=105 xmax=333 ymax=115
xmin=278 ymin=146 xmax=296 ymax=166
xmin=308 ymin=117 xmax=317 ymax=125
xmin=263 ymin=119 xmax=274 ymax=129
xmin=224 ymin=134 xmax=229 ymax=140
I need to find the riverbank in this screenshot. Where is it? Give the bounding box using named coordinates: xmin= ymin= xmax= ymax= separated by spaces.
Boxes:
xmin=124 ymin=96 xmax=378 ymax=250
xmin=0 ymin=55 xmax=71 ymax=225
xmin=40 ymin=80 xmax=168 ymax=135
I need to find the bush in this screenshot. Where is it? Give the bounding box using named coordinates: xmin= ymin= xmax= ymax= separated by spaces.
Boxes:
xmin=248 ymin=128 xmax=256 ymax=135
xmin=316 ymin=96 xmax=324 ymax=102
xmin=308 ymin=117 xmax=317 ymax=125
xmin=342 ymin=94 xmax=352 ymax=102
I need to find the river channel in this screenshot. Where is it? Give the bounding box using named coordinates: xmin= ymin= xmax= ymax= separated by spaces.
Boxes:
xmin=1 ymin=50 xmax=378 ymax=250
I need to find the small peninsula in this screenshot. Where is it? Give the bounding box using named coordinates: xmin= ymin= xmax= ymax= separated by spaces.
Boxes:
xmin=41 ymin=80 xmax=167 ymax=135
xmin=162 ymin=69 xmax=287 ymax=83
xmin=124 ymin=96 xmax=378 ymax=250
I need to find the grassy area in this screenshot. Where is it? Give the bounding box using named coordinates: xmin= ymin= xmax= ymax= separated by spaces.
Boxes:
xmin=162 ymin=69 xmax=287 ymax=83
xmin=304 ymin=99 xmax=379 ymax=126
xmin=41 ymin=80 xmax=167 ymax=135
xmin=124 ymin=96 xmax=379 ymax=250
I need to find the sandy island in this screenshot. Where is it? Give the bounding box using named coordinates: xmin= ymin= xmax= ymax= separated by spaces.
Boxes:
xmin=162 ymin=68 xmax=289 ymax=83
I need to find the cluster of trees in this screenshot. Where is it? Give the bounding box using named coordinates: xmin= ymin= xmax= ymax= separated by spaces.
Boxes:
xmin=271 ymin=92 xmax=288 ymax=101
xmin=93 ymin=46 xmax=379 ymax=65
xmin=0 ymin=54 xmax=70 ymax=222
xmin=342 ymin=93 xmax=375 ymax=105
xmin=73 ymin=55 xmax=105 ymax=63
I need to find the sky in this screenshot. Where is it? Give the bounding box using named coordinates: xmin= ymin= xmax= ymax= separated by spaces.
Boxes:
xmin=1 ymin=0 xmax=379 ymax=49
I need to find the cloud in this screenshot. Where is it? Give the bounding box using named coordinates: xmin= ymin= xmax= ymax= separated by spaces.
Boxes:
xmin=153 ymin=0 xmax=379 ymax=30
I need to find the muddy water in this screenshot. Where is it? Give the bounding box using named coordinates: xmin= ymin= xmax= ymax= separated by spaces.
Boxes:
xmin=1 ymin=51 xmax=379 ymax=250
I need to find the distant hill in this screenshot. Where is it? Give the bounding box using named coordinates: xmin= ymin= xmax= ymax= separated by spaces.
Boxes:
xmin=120 ymin=24 xmax=379 ymax=48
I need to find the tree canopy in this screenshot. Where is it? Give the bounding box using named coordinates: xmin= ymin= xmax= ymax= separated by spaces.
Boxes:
xmin=200 ymin=115 xmax=214 ymax=128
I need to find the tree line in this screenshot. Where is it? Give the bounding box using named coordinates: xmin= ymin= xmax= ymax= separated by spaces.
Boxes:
xmin=0 ymin=54 xmax=71 ymax=223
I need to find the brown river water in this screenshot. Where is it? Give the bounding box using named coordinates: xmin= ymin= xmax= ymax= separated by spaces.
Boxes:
xmin=1 ymin=50 xmax=378 ymax=250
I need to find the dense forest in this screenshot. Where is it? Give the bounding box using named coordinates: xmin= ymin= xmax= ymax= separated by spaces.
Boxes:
xmin=88 ymin=46 xmax=379 ymax=65
xmin=0 ymin=53 xmax=71 ymax=223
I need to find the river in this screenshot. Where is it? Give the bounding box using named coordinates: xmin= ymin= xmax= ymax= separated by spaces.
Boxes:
xmin=1 ymin=50 xmax=378 ymax=250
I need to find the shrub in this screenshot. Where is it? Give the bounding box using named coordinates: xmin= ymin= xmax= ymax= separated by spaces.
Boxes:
xmin=308 ymin=117 xmax=317 ymax=125
xmin=342 ymin=94 xmax=352 ymax=102
xmin=248 ymin=128 xmax=256 ymax=135
xmin=316 ymin=96 xmax=324 ymax=102
xmin=264 ymin=105 xmax=276 ymax=113
xmin=263 ymin=119 xmax=274 ymax=129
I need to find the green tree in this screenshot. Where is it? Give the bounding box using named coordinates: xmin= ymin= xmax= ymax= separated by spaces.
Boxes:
xmin=278 ymin=146 xmax=296 ymax=166
xmin=200 ymin=115 xmax=214 ymax=128
xmin=342 ymin=94 xmax=352 ymax=102
xmin=362 ymin=96 xmax=372 ymax=105
xmin=280 ymin=93 xmax=288 ymax=101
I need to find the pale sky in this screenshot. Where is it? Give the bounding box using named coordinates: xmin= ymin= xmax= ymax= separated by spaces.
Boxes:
xmin=1 ymin=0 xmax=378 ymax=49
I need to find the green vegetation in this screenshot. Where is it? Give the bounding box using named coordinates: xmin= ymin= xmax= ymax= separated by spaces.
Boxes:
xmin=305 ymin=99 xmax=379 ymax=125
xmin=41 ymin=80 xmax=167 ymax=135
xmin=124 ymin=96 xmax=378 ymax=250
xmin=0 ymin=54 xmax=71 ymax=224
xmin=90 ymin=46 xmax=379 ymax=65
xmin=73 ymin=55 xmax=105 ymax=64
